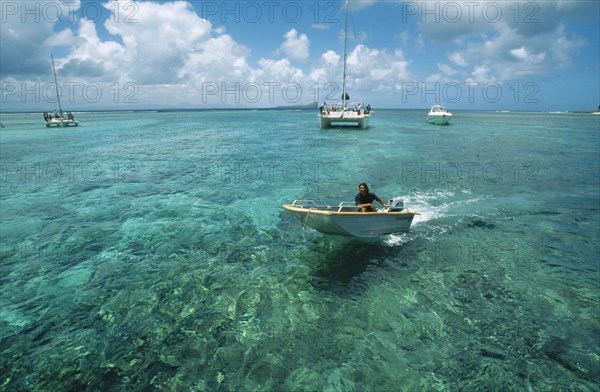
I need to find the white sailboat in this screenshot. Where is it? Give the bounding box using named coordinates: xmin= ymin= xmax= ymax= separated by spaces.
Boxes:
xmin=44 ymin=55 xmax=78 ymax=127
xmin=318 ymin=0 xmax=371 ymax=129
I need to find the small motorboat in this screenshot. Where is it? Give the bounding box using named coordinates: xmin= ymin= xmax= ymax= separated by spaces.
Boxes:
xmin=282 ymin=198 xmax=419 ymax=238
xmin=427 ymin=104 xmax=452 ymax=125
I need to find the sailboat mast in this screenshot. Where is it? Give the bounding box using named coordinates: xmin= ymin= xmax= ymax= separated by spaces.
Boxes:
xmin=51 ymin=54 xmax=63 ymax=115
xmin=342 ymin=0 xmax=349 ymax=109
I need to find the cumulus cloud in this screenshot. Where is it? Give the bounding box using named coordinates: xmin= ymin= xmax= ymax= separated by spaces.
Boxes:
xmin=57 ymin=18 xmax=128 ymax=80
xmin=0 ymin=1 xmax=82 ymax=76
xmin=510 ymin=47 xmax=545 ymax=64
xmin=310 ymin=44 xmax=412 ymax=100
xmin=467 ymin=65 xmax=496 ymax=84
xmin=101 ymin=0 xmax=213 ymax=83
xmin=180 ymin=34 xmax=253 ymax=83
xmin=348 ymin=46 xmax=409 ymax=82
xmin=425 ymin=63 xmax=464 ymax=84
xmin=449 ymin=52 xmax=468 ymax=67
xmin=257 ymin=58 xmax=304 ymax=82
xmin=408 ymin=0 xmax=590 ymax=81
xmin=437 ymin=63 xmax=459 ymax=76
xmin=41 ymin=1 xmax=258 ymax=87
xmin=1 ymin=0 xmax=593 ymax=110
xmin=279 ymin=29 xmax=310 ymax=61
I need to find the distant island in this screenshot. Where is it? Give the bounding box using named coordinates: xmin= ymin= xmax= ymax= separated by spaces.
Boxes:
xmin=273 ymin=102 xmax=318 ymax=110
xmin=573 ymin=105 xmax=600 ymax=114
xmin=150 ymin=102 xmax=319 ymax=112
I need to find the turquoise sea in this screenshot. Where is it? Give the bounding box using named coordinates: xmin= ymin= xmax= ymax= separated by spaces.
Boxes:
xmin=1 ymin=109 xmax=599 ymax=390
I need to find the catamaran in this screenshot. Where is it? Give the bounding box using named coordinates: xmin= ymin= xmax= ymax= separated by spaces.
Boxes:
xmin=44 ymin=55 xmax=78 ymax=127
xmin=318 ymin=0 xmax=371 ymax=129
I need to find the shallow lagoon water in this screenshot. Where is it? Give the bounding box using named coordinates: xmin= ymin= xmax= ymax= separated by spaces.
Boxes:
xmin=1 ymin=109 xmax=599 ymax=390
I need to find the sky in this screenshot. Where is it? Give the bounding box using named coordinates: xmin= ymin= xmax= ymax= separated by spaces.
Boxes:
xmin=1 ymin=0 xmax=599 ymax=111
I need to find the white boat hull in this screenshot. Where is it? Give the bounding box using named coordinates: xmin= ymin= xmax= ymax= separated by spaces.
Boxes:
xmin=283 ymin=203 xmax=418 ymax=238
xmin=45 ymin=119 xmax=79 ymax=127
xmin=426 ymin=115 xmax=451 ymax=125
xmin=319 ymin=111 xmax=370 ymax=129
xmin=427 ymin=105 xmax=452 ymax=125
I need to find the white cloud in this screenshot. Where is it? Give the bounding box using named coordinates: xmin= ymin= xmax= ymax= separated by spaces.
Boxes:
xmin=309 ymin=51 xmax=340 ymax=83
xmin=449 ymin=52 xmax=468 ymax=67
xmin=510 ymin=47 xmax=546 ymax=65
xmin=279 ymin=29 xmax=310 ymax=61
xmin=408 ymin=1 xmax=589 ymax=82
xmin=0 ymin=1 xmax=82 ymax=76
xmin=310 ymin=44 xmax=412 ymax=101
xmin=467 ymin=65 xmax=496 ymax=84
xmin=1 ymin=0 xmax=593 ymax=110
xmin=101 ymin=1 xmax=212 ymax=83
xmin=58 ymin=19 xmax=128 ymax=79
xmin=322 ymin=50 xmax=341 ymax=66
xmin=425 ymin=63 xmax=462 ymax=84
xmin=180 ymin=35 xmax=253 ymax=83
xmin=347 ymin=46 xmax=411 ymax=83
xmin=257 ymin=58 xmax=304 ymax=83
xmin=437 ymin=63 xmax=458 ymax=76
xmin=551 ymin=36 xmax=586 ymax=69
xmin=44 ymin=28 xmax=78 ymax=47
xmin=510 ymin=47 xmax=527 ymax=60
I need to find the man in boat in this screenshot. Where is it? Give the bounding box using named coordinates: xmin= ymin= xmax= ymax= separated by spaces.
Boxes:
xmin=355 ymin=182 xmax=387 ymax=212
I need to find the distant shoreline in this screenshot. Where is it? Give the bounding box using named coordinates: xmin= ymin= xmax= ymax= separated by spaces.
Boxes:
xmin=1 ymin=107 xmax=599 ymax=115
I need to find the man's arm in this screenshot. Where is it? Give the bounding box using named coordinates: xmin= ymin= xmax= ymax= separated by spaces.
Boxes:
xmin=375 ymin=195 xmax=387 ymax=209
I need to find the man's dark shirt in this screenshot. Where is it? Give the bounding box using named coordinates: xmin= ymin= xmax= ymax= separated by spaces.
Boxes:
xmin=355 ymin=192 xmax=378 ymax=205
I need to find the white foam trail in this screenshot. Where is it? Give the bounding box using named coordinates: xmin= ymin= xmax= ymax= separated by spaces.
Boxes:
xmin=389 ymin=189 xmax=487 ymax=233
xmin=385 ymin=232 xmax=414 ymax=246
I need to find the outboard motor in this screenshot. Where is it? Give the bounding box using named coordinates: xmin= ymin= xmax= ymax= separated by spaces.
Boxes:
xmin=388 ymin=198 xmax=405 ymax=212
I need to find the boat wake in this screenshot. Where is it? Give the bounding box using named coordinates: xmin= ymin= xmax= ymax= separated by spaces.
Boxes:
xmin=385 ymin=189 xmax=486 ymax=246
